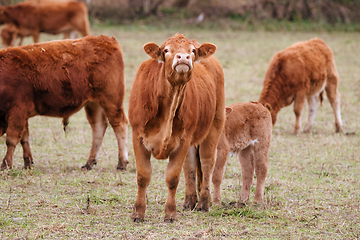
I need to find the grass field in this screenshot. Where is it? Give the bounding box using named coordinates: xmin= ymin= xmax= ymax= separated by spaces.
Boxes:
xmin=0 ymin=24 xmax=359 ymax=239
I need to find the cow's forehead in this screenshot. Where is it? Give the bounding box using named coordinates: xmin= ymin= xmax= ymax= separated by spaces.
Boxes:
xmin=160 ymin=34 xmax=199 ymax=49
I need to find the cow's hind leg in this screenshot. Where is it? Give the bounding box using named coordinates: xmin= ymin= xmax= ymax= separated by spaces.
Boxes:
xmin=82 ymin=102 xmax=108 ymax=170
xmin=196 ymin=127 xmax=222 ymax=212
xmin=103 ymin=106 xmax=128 ymax=171
xmin=183 ymin=146 xmax=199 ymax=211
xmin=304 ymin=95 xmax=319 ymax=133
xmin=21 ymin=121 xmax=34 ymax=169
xmin=325 ymin=73 xmax=342 ymax=132
xmin=238 ymin=146 xmax=254 ymax=204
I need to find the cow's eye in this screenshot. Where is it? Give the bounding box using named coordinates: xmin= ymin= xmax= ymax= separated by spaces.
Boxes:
xmin=192 ymin=49 xmax=196 ymax=53
xmin=164 ymin=49 xmax=169 ymax=53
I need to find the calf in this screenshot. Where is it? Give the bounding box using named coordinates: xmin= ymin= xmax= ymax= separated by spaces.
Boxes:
xmin=0 ymin=0 xmax=90 ymax=44
xmin=0 ymin=35 xmax=128 ymax=171
xmin=258 ymin=38 xmax=342 ymax=134
xmin=128 ymin=33 xmax=225 ymax=222
xmin=212 ymin=102 xmax=272 ymax=205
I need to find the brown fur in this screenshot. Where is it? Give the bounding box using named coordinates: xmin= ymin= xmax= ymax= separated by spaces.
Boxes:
xmin=212 ymin=102 xmax=272 ymax=205
xmin=128 ymin=33 xmax=225 ymax=222
xmin=0 ymin=35 xmax=128 ymax=171
xmin=258 ymin=38 xmax=342 ymax=134
xmin=0 ymin=0 xmax=90 ymax=44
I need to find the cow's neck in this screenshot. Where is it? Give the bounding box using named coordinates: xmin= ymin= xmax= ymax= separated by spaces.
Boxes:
xmin=154 ymin=71 xmax=188 ymax=158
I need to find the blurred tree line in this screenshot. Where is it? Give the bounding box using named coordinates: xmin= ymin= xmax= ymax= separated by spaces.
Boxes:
xmin=0 ymin=0 xmax=359 ymax=24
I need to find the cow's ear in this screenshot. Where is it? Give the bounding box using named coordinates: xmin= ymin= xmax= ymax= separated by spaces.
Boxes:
xmin=225 ymin=107 xmax=233 ymax=115
xmin=143 ymin=42 xmax=163 ymax=62
xmin=264 ymin=103 xmax=272 ymax=112
xmin=195 ymin=43 xmax=216 ymax=62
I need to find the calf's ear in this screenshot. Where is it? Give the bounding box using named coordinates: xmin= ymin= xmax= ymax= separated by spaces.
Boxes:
xmin=225 ymin=107 xmax=233 ymax=115
xmin=264 ymin=103 xmax=272 ymax=112
xmin=143 ymin=42 xmax=163 ymax=62
xmin=195 ymin=43 xmax=216 ymax=62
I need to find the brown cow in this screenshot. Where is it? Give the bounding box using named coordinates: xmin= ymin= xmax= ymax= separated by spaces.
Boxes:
xmin=128 ymin=33 xmax=225 ymax=222
xmin=212 ymin=102 xmax=272 ymax=205
xmin=1 ymin=23 xmax=78 ymax=47
xmin=258 ymin=38 xmax=342 ymax=134
xmin=0 ymin=0 xmax=90 ymax=44
xmin=0 ymin=35 xmax=128 ymax=171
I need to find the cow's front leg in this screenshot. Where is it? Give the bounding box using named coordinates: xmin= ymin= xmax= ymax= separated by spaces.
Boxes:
xmin=21 ymin=121 xmax=34 ymax=169
xmin=164 ymin=141 xmax=191 ymax=222
xmin=293 ymin=92 xmax=307 ymax=135
xmin=211 ymin=148 xmax=229 ymax=205
xmin=131 ymin=136 xmax=151 ymax=222
xmin=182 ymin=146 xmax=198 ymax=210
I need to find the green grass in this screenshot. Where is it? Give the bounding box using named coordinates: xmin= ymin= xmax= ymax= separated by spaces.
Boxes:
xmin=0 ymin=25 xmax=360 ymax=239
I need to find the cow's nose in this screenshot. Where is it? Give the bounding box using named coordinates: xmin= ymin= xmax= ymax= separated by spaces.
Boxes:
xmin=176 ymin=53 xmax=190 ymax=60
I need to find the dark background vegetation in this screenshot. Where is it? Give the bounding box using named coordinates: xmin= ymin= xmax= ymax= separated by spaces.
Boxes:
xmin=1 ymin=0 xmax=360 ymax=30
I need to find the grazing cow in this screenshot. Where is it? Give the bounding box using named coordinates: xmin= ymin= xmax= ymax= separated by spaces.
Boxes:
xmin=0 ymin=35 xmax=128 ymax=171
xmin=212 ymin=102 xmax=272 ymax=205
xmin=258 ymin=38 xmax=342 ymax=134
xmin=0 ymin=0 xmax=90 ymax=44
xmin=128 ymin=33 xmax=225 ymax=222
xmin=1 ymin=23 xmax=31 ymax=47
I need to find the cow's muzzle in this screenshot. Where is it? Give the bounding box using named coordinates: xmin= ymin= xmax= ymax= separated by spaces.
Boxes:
xmin=172 ymin=53 xmax=193 ymax=73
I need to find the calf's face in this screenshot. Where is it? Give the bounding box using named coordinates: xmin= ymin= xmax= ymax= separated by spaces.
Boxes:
xmin=143 ymin=34 xmax=216 ymax=85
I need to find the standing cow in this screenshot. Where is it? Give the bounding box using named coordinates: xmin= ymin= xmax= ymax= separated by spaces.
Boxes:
xmin=258 ymin=38 xmax=342 ymax=134
xmin=128 ymin=34 xmax=225 ymax=222
xmin=0 ymin=0 xmax=90 ymax=45
xmin=0 ymin=35 xmax=128 ymax=171
xmin=212 ymin=102 xmax=272 ymax=205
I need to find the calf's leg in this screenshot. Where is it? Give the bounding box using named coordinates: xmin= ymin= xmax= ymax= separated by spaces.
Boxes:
xmin=211 ymin=148 xmax=229 ymax=205
xmin=253 ymin=149 xmax=268 ymax=203
xmin=239 ymin=146 xmax=254 ymax=203
xmin=82 ymin=102 xmax=108 ymax=170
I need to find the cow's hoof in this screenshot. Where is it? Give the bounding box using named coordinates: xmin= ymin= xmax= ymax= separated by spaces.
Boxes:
xmin=183 ymin=201 xmax=196 ymax=211
xmin=81 ymin=164 xmax=92 ymax=171
xmin=195 ymin=202 xmax=210 ymax=212
xmin=116 ymin=161 xmax=128 ymax=171
xmin=131 ymin=212 xmax=144 ymax=223
xmin=164 ymin=217 xmax=177 ymax=223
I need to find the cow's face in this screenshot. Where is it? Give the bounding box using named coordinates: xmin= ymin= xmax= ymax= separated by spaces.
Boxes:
xmin=143 ymin=33 xmax=216 ymax=85
xmin=1 ymin=27 xmax=13 ymax=47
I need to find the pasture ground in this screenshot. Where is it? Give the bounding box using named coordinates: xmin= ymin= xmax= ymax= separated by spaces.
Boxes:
xmin=0 ymin=24 xmax=359 ymax=239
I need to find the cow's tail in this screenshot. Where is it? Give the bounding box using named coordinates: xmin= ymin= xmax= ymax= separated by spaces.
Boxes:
xmin=62 ymin=117 xmax=69 ymax=133
xmin=319 ymin=91 xmax=324 ymax=106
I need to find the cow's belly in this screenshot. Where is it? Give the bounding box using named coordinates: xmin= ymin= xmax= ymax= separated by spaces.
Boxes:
xmin=142 ymin=129 xmax=183 ymax=160
xmin=308 ymin=79 xmax=326 ymax=96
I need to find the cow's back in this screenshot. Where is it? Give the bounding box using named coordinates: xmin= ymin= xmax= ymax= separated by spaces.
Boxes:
xmin=224 ymin=102 xmax=272 ymax=153
xmin=0 ymin=35 xmax=124 ymax=118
